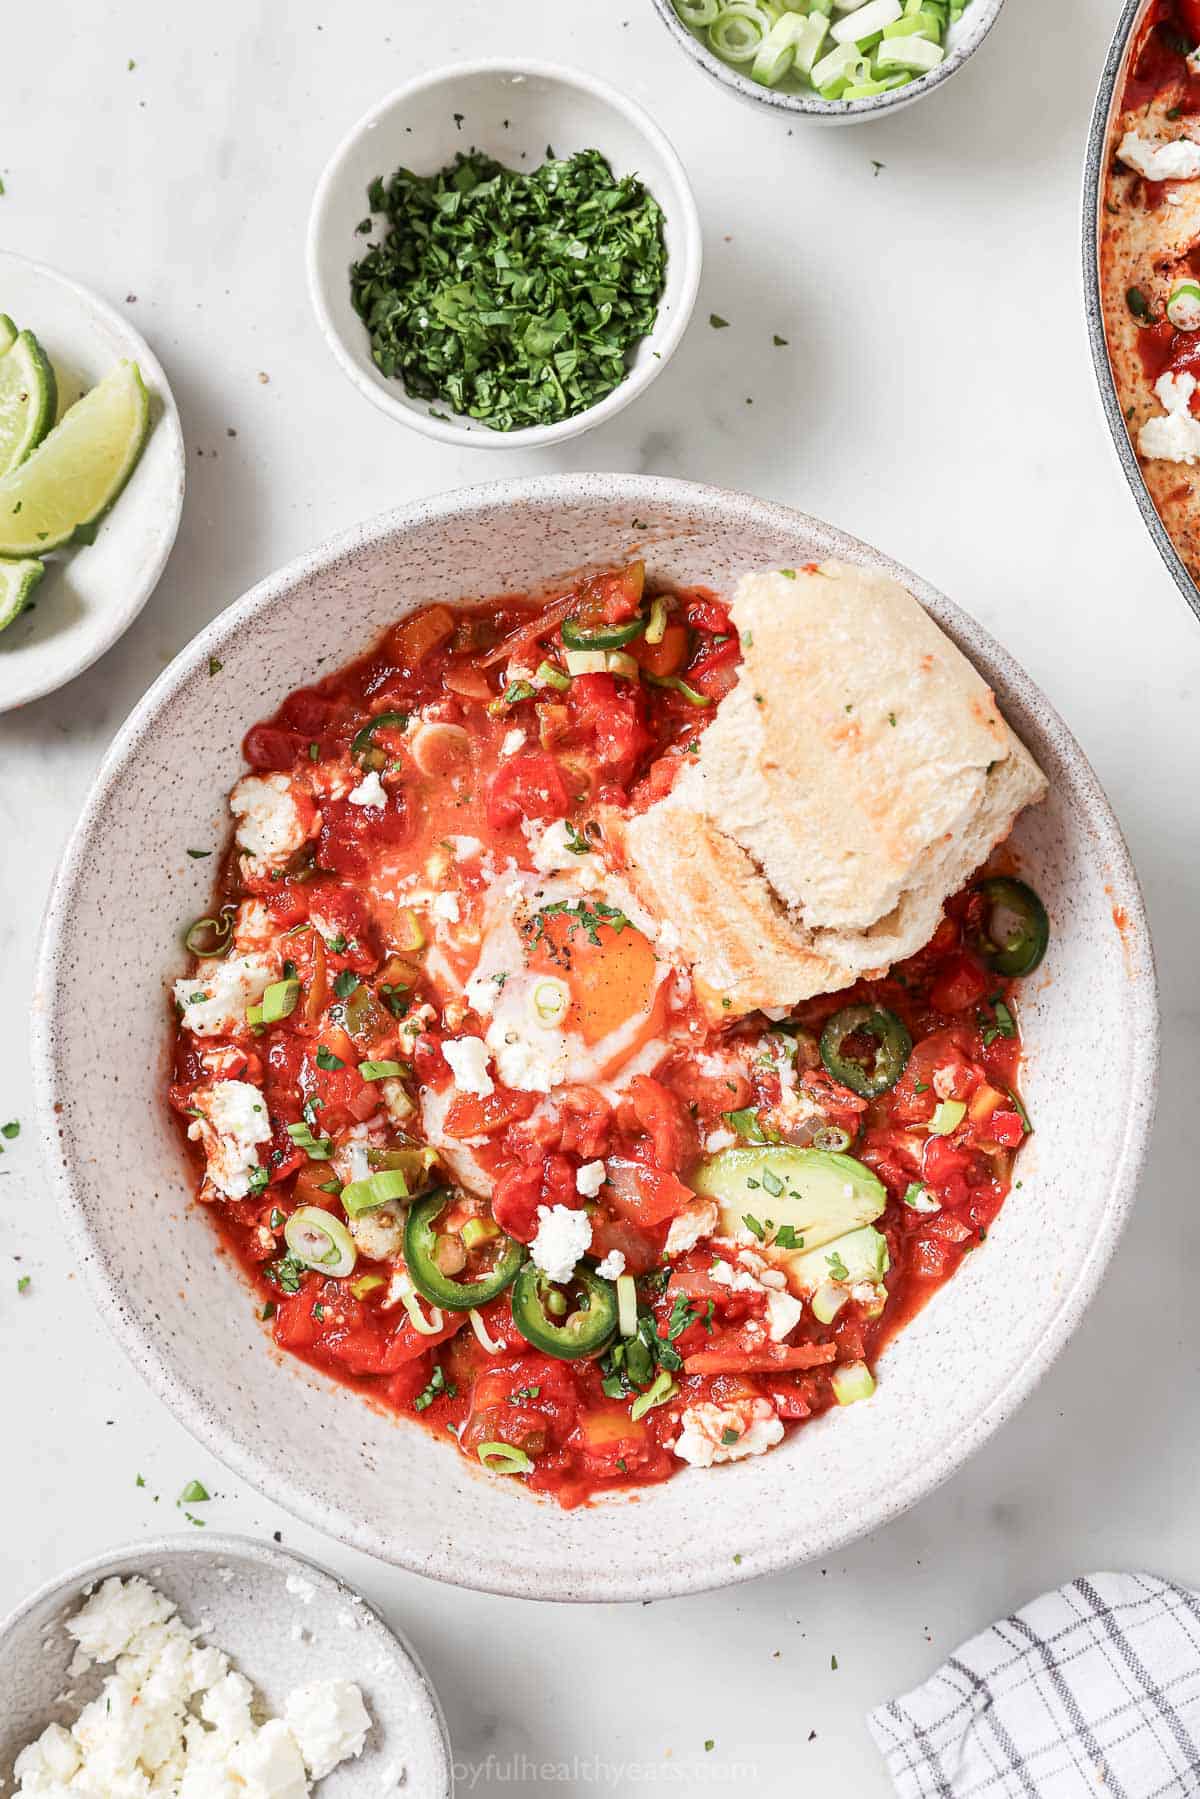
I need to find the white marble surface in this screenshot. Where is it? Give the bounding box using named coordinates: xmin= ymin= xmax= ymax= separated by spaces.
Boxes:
xmin=1 ymin=0 xmax=1196 ymax=1791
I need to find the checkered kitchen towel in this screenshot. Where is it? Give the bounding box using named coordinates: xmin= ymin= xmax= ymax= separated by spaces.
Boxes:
xmin=869 ymin=1573 xmax=1200 ymax=1798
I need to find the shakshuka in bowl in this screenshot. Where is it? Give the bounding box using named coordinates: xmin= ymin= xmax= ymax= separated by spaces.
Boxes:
xmin=33 ymin=475 xmax=1157 ymax=1601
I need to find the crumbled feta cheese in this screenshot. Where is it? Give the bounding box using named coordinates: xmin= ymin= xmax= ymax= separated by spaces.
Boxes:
xmin=594 ymin=1249 xmax=626 ymax=1279
xmin=500 ymin=728 xmax=527 ymax=757
xmin=664 ymin=1200 xmax=719 ymax=1257
xmin=704 ymin=1128 xmax=736 ymax=1153
xmin=443 ymin=1036 xmax=495 ymax=1098
xmin=283 ymin=1682 xmax=370 ymax=1781
xmin=13 ymin=1577 xmax=370 ymax=1798
xmin=530 ymin=1203 xmax=593 ymax=1283
xmin=175 ymin=953 xmax=276 ymax=1037
xmin=765 ymin=1288 xmax=804 ymax=1343
xmin=347 ymin=769 xmax=387 ymax=809
xmin=332 ymin=1125 xmax=374 ymax=1187
xmin=575 ymin=1159 xmax=607 ymax=1197
xmin=232 ymin=899 xmax=278 ymax=954
xmin=230 ymin=773 xmax=307 ymax=874
xmin=525 ymin=818 xmax=585 ymax=874
xmin=377 ymin=1076 xmax=414 ymax=1127
xmin=450 ymin=835 xmax=483 ymax=861
xmin=486 ymin=1024 xmax=559 ymax=1094
xmin=1117 ymin=128 xmax=1200 ymax=181
xmin=228 ymin=1718 xmax=308 ymax=1797
xmin=187 ymin=1081 xmax=272 ymax=1200
xmin=672 ymin=1397 xmax=783 ymax=1468
xmin=1138 ymin=370 xmax=1200 ymax=463
xmin=432 ymin=890 xmax=461 ymax=924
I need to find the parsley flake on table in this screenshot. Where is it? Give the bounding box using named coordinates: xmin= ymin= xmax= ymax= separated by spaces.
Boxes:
xmin=350 ymin=148 xmax=667 ymax=432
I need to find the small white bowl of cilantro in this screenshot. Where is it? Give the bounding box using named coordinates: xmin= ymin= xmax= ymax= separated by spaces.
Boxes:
xmin=307 ymin=61 xmax=702 ymax=447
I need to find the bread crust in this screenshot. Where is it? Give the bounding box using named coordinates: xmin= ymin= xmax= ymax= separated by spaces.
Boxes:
xmin=613 ymin=564 xmax=1047 ymax=1020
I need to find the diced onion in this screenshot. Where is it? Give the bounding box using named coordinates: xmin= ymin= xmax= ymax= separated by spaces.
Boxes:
xmin=831 ymin=1360 xmax=876 ymax=1406
xmin=564 ymin=649 xmax=607 ymax=676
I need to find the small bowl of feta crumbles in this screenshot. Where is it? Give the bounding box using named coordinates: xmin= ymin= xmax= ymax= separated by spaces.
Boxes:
xmin=0 ymin=1535 xmax=452 ymax=1797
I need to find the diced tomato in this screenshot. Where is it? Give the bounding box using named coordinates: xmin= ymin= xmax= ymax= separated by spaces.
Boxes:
xmin=571 ymin=563 xmax=645 ymax=627
xmin=442 ymin=1086 xmax=538 ymax=1139
xmin=988 ymin=1110 xmax=1025 ymax=1148
xmin=565 ymin=674 xmax=655 ymax=790
xmin=302 ymin=882 xmax=381 ymax=972
xmin=490 ymin=1163 xmax=541 ymax=1243
xmin=622 ymin=1075 xmax=696 ymax=1172
xmin=1180 ymin=0 xmax=1200 ymax=44
xmin=922 ymin=1134 xmax=975 ymax=1209
xmin=388 ymin=605 xmax=456 ymax=667
xmin=588 ymin=1213 xmax=659 ymax=1276
xmin=317 ymin=792 xmax=410 ymax=878
xmin=929 ymin=951 xmax=991 ymax=1017
xmin=279 ymin=687 xmax=339 ymax=737
xmin=683 ymin=1334 xmax=838 ymax=1375
xmin=603 ymin=1156 xmax=693 ymax=1227
xmin=636 ymin=621 xmax=689 ymax=678
xmin=242 ymin=724 xmax=308 ymax=771
xmin=890 ymin=1028 xmax=977 ymax=1127
xmin=684 ymin=637 xmax=740 ymax=702
xmin=683 ymin=594 xmax=732 ymax=635
xmin=555 ymin=1087 xmax=613 ymax=1160
xmin=485 ymin=752 xmax=570 ymax=831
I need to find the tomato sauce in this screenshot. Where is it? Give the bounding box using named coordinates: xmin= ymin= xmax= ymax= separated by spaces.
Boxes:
xmin=170 ymin=566 xmax=1033 ymax=1508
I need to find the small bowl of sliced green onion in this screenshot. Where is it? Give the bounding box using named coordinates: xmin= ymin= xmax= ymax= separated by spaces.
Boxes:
xmin=651 ymin=0 xmax=1006 ymax=121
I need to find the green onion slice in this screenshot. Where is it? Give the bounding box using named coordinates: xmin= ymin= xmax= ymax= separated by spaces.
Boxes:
xmin=630 ymin=1370 xmax=678 ymax=1422
xmin=928 ymin=1099 xmax=966 ymax=1136
xmin=535 ymin=659 xmax=571 ymax=692
xmin=1169 ymin=281 xmax=1200 ymax=331
xmin=283 ymin=1207 xmax=357 ymax=1277
xmin=184 ymin=906 xmax=237 ymax=958
xmin=359 ymin=1059 xmax=405 ymax=1081
xmin=709 ymin=5 xmax=770 ymax=62
xmin=261 ymin=978 xmax=300 ymax=1023
xmin=616 ymin=1272 xmax=638 ymax=1339
xmin=286 ymin=1121 xmax=333 ymax=1161
xmin=341 ymin=1168 xmax=410 ymax=1217
xmin=644 ymin=672 xmax=712 ymax=706
xmin=644 ymin=596 xmax=669 ymax=645
xmin=477 ymin=1441 xmax=533 ymax=1475
xmin=676 ymin=0 xmax=720 ymax=25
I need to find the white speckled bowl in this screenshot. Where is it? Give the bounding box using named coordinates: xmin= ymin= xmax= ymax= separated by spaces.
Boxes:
xmin=0 ymin=1535 xmax=452 ymax=1795
xmin=649 ymin=0 xmax=1007 ymax=124
xmin=307 ymin=63 xmax=702 ymax=448
xmin=33 ymin=475 xmax=1158 ymax=1603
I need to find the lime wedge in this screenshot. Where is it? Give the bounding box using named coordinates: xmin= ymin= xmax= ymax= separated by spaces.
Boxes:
xmin=0 ymin=315 xmax=16 ymax=356
xmin=0 ymin=360 xmax=149 ymax=557
xmin=0 ymin=556 xmax=44 ymax=631
xmin=0 ymin=329 xmax=57 ymax=478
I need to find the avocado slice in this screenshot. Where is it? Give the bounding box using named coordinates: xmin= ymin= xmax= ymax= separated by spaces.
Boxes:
xmin=787 ymin=1223 xmax=890 ymax=1294
xmin=691 ymin=1147 xmax=886 ymax=1253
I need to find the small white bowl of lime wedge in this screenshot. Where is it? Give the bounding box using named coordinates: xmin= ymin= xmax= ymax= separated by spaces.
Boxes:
xmin=0 ymin=251 xmax=185 ymax=715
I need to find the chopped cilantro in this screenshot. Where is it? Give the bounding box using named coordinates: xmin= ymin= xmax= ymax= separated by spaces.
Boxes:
xmin=179 ymin=1479 xmax=210 ymax=1504
xmin=316 ymin=1044 xmax=344 ymax=1071
xmin=333 ymin=969 xmax=359 ymax=1000
xmin=350 ymin=149 xmax=667 ymax=432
